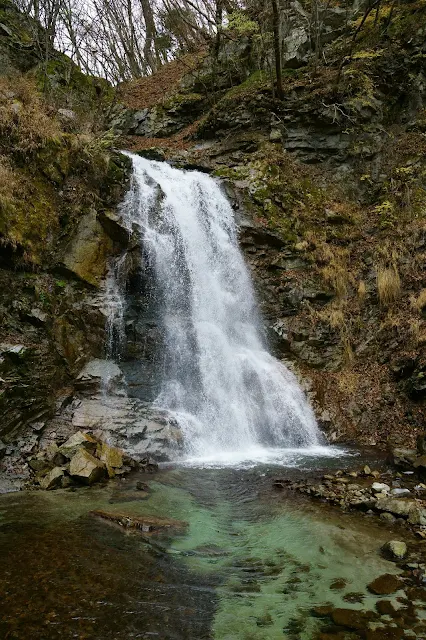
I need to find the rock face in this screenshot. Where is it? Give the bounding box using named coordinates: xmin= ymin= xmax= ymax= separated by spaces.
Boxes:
xmin=60 ymin=211 xmax=114 ymax=287
xmin=39 ymin=360 xmax=184 ymax=463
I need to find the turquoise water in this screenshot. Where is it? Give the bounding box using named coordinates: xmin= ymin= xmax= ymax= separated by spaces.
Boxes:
xmin=0 ymin=465 xmax=399 ymax=639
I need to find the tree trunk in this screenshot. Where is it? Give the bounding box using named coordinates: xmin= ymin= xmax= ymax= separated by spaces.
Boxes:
xmin=271 ymin=0 xmax=284 ymax=99
xmin=140 ymin=0 xmax=159 ymax=73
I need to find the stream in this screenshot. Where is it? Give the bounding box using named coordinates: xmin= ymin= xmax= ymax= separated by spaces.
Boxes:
xmin=0 ymin=458 xmax=402 ymax=640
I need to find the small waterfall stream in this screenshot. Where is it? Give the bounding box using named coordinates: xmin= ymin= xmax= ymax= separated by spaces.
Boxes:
xmin=109 ymin=153 xmax=322 ymax=462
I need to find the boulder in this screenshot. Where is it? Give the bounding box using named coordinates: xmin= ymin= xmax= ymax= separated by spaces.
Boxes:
xmin=372 ymin=483 xmax=390 ymax=494
xmin=390 ymin=448 xmax=418 ymax=469
xmin=381 ymin=540 xmax=407 ymax=560
xmin=413 ymin=455 xmax=426 ymax=470
xmin=75 ymin=359 xmax=123 ymax=393
xmin=136 ymin=147 xmax=166 ymax=162
xmin=39 ymin=466 xmax=67 ymax=490
xmin=331 ymin=608 xmax=375 ymax=630
xmin=59 ymin=431 xmax=97 ymax=459
xmin=375 ymin=497 xmax=418 ymax=518
xmin=59 ymin=211 xmax=113 ymax=287
xmin=98 ymin=209 xmax=131 ymax=245
xmin=408 ymin=507 xmax=426 ymax=526
xmin=367 ymin=574 xmax=401 ymax=595
xmin=390 ymin=488 xmax=411 ymax=497
xmin=69 ymin=449 xmax=105 ymax=485
xmin=97 ymin=441 xmax=123 ymax=471
xmin=417 ymin=432 xmax=426 ymax=455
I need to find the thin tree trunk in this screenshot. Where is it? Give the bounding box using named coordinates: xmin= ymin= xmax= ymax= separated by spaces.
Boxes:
xmin=271 ymin=0 xmax=284 ymax=99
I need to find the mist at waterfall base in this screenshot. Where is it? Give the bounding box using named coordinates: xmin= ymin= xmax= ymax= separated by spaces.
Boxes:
xmin=112 ymin=153 xmax=344 ymax=468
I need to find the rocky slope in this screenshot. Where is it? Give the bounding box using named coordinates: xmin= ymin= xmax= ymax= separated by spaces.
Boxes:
xmin=0 ymin=1 xmax=134 ymax=488
xmin=113 ymin=0 xmax=426 ymax=449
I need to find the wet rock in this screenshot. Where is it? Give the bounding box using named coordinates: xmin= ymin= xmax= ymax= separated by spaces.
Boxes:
xmin=39 ymin=466 xmax=66 ymax=490
xmin=98 ymin=210 xmax=131 ymax=245
xmin=59 ymin=431 xmax=97 ymax=459
xmin=69 ymin=449 xmax=105 ymax=485
xmin=28 ymin=458 xmax=52 ymax=473
xmin=59 ymin=211 xmax=113 ymax=287
xmin=97 ymin=441 xmax=123 ymax=476
xmin=382 ymin=540 xmax=407 ymax=560
xmin=375 ymin=497 xmax=418 ymax=518
xmin=372 ymin=483 xmax=390 ymax=494
xmin=0 ymin=439 xmax=7 ymax=459
xmin=407 ymin=507 xmax=426 ymax=526
xmin=71 ymin=396 xmax=183 ymax=461
xmin=75 ymin=359 xmax=123 ymax=393
xmin=375 ymin=600 xmax=397 ymax=616
xmin=391 ymin=449 xmax=418 ymax=469
xmin=390 ymin=488 xmax=411 ymax=497
xmin=331 ymin=608 xmax=375 ymax=630
xmin=380 ymin=512 xmax=396 ymax=523
xmin=343 ymin=592 xmax=365 ymax=604
xmin=367 ymin=574 xmax=401 ymax=595
xmin=330 ymin=578 xmax=347 ymax=590
xmin=135 ymin=481 xmax=149 ymax=491
xmin=311 ymin=605 xmax=333 ymax=618
xmin=91 ymin=510 xmax=188 ymax=534
xmin=136 ymin=147 xmax=166 ymax=162
xmin=417 ymin=433 xmax=426 ymax=455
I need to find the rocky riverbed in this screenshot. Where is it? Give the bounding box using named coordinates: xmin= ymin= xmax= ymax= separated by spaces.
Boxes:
xmin=274 ymin=436 xmax=426 ymax=541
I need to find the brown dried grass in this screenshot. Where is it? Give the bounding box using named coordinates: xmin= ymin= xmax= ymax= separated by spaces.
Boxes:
xmin=377 ymin=264 xmax=401 ymax=306
xmin=0 ymin=76 xmax=61 ymax=153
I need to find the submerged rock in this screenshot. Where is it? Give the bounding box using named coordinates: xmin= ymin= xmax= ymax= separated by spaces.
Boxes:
xmin=367 ymin=574 xmax=401 ymax=595
xmin=69 ymin=449 xmax=105 ymax=485
xmin=91 ymin=509 xmax=188 ymax=534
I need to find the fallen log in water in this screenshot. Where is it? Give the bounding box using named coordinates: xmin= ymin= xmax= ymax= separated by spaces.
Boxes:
xmin=90 ymin=509 xmax=188 ymax=535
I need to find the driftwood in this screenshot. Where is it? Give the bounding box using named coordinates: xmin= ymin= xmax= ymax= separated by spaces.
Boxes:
xmin=90 ymin=509 xmax=188 ymax=535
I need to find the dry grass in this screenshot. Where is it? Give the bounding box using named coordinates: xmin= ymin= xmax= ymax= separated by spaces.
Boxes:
xmin=0 ymin=156 xmax=19 ymax=206
xmin=0 ymin=76 xmax=61 ymax=154
xmin=411 ymin=289 xmax=426 ymax=313
xmin=377 ymin=264 xmax=401 ymax=305
xmin=358 ymin=280 xmax=367 ymax=300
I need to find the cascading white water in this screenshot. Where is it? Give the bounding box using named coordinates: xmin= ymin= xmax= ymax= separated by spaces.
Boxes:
xmin=117 ymin=152 xmax=323 ymax=462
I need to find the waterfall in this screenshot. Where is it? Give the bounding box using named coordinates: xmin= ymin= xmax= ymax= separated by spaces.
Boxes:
xmin=116 ymin=152 xmax=321 ymax=461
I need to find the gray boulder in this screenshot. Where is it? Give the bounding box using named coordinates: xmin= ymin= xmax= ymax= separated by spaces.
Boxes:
xmin=375 ymin=497 xmax=418 ymax=518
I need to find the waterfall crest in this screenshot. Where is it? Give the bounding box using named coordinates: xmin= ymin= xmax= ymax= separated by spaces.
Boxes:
xmin=117 ymin=152 xmax=321 ymax=460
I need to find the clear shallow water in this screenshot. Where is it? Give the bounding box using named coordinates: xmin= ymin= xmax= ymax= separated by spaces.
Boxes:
xmin=0 ymin=464 xmax=399 ymax=640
